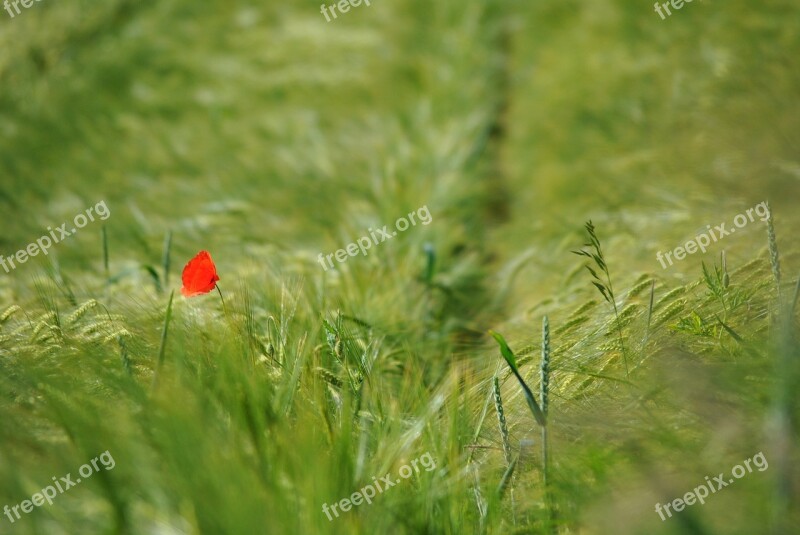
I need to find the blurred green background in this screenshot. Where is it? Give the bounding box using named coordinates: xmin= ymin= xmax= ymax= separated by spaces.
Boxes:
xmin=0 ymin=0 xmax=798 ymax=533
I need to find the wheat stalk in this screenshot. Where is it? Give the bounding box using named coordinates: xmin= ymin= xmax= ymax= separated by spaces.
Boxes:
xmin=766 ymin=201 xmax=781 ymax=301
xmin=0 ymin=305 xmax=21 ymax=324
xmin=573 ymin=220 xmax=628 ymax=376
xmin=493 ymin=376 xmax=512 ymax=466
xmin=540 ymin=316 xmax=551 ymax=489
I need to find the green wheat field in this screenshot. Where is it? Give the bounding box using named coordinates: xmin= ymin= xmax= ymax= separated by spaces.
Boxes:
xmin=0 ymin=0 xmax=799 ymax=533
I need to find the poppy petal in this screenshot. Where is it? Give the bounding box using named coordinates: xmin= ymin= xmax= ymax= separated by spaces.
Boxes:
xmin=181 ymin=250 xmax=219 ymax=297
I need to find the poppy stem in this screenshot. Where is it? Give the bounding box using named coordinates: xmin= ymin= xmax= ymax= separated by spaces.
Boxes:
xmin=214 ymin=283 xmax=247 ymax=364
xmin=215 ymin=284 xmax=227 ymax=315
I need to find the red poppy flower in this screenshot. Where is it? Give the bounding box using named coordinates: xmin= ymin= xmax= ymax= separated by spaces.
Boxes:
xmin=181 ymin=250 xmax=220 ymax=297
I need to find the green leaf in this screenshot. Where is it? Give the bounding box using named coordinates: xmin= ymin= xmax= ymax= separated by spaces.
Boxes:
xmin=142 ymin=265 xmax=162 ymax=293
xmin=490 ymin=330 xmax=518 ymax=370
xmin=497 ymin=455 xmax=518 ymax=498
xmin=592 ymin=281 xmax=610 ymax=302
xmin=322 ymin=318 xmax=337 ymax=336
xmin=489 ymin=331 xmax=546 ymax=427
xmin=592 ymin=254 xmax=606 ymax=271
xmin=716 ymin=316 xmax=744 ymax=344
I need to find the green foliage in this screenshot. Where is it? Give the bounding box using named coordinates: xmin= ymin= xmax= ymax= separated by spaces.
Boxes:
xmin=573 ymin=220 xmax=629 ymax=376
xmin=490 ymin=330 xmax=546 ymax=427
xmin=0 ymin=0 xmax=797 ymax=533
xmin=151 ymin=290 xmax=175 ymax=390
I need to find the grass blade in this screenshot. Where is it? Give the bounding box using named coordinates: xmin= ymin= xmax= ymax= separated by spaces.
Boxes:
xmin=489 ymin=330 xmax=546 ymax=427
xmin=497 ymin=455 xmax=518 ymax=498
xmin=102 ymin=224 xmax=109 ymax=279
xmin=162 ymin=230 xmax=172 ymax=290
xmin=151 ymin=290 xmax=175 ymax=390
